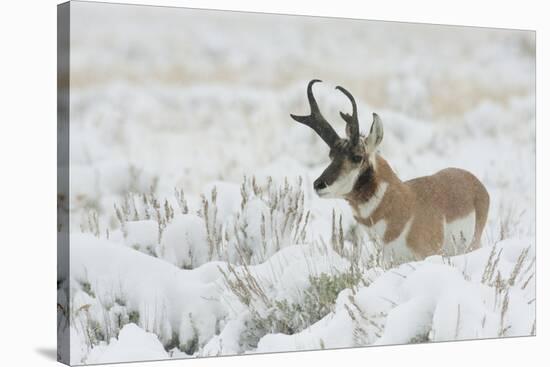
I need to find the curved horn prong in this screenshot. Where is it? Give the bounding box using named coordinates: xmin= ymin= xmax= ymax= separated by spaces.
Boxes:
xmin=290 ymin=80 xmax=340 ymax=148
xmin=335 ymin=85 xmax=359 ymax=146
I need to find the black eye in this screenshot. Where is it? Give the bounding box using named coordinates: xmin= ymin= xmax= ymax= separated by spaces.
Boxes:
xmin=351 ymin=155 xmax=363 ymax=163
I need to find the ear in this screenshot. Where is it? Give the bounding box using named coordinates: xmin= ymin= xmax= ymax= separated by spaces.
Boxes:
xmin=364 ymin=113 xmax=384 ymax=153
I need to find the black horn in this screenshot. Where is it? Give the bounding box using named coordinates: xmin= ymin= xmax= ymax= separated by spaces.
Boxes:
xmin=290 ymin=79 xmax=341 ymax=148
xmin=335 ymin=85 xmax=360 ymax=146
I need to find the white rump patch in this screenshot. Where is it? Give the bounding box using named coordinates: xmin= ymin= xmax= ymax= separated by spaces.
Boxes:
xmin=442 ymin=211 xmax=476 ymax=256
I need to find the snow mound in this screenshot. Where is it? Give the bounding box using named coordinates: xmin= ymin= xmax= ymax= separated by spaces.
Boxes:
xmin=254 ymin=238 xmax=534 ymax=353
xmin=86 ymin=324 xmax=168 ymax=364
xmin=69 ymin=227 xmax=534 ymax=364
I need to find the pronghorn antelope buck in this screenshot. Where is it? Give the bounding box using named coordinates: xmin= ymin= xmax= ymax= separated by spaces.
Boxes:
xmin=291 ymin=80 xmax=490 ymax=263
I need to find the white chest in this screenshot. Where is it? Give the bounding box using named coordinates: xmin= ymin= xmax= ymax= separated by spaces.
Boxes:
xmin=352 ymin=182 xmax=388 ymax=220
xmin=352 ymin=182 xmax=417 ymax=265
xmin=367 ymin=219 xmax=416 ymax=265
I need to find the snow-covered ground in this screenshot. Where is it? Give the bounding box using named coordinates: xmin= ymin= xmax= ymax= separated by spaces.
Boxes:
xmin=63 ymin=2 xmax=535 ymax=365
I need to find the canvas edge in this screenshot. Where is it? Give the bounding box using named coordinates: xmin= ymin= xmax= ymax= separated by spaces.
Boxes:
xmin=57 ymin=1 xmax=71 ymax=365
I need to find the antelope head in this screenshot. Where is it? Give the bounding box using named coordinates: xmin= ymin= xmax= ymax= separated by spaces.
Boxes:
xmin=291 ymin=79 xmax=383 ymax=198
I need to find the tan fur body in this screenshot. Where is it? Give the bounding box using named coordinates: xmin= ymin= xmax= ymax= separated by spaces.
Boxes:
xmin=346 ymin=155 xmax=490 ymax=261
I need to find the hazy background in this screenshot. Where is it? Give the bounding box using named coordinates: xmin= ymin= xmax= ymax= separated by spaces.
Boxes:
xmin=68 ymin=1 xmax=535 ymax=239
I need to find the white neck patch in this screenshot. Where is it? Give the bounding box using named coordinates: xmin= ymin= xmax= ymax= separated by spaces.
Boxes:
xmin=355 ymin=181 xmax=388 ymax=222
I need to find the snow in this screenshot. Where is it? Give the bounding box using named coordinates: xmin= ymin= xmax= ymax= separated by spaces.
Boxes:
xmin=65 ymin=2 xmax=535 ymax=365
xmin=253 ymin=238 xmax=534 ymax=352
xmin=377 ymin=296 xmax=434 ymax=345
xmin=86 ymin=324 xmax=169 ymax=364
xmin=161 ymin=214 xmax=209 ymax=268
xmin=68 ymin=232 xmax=534 ymax=364
xmin=125 ymin=220 xmax=158 ymax=251
xmin=70 ymin=233 xmax=227 ymax=355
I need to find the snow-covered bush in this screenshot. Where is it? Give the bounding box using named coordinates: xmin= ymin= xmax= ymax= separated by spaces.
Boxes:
xmin=236 ymin=270 xmax=365 ymax=349
xmin=161 ymin=214 xmax=209 ymax=269
xmin=224 ymin=176 xmax=310 ymax=264
xmin=105 ymin=176 xmax=311 ymax=269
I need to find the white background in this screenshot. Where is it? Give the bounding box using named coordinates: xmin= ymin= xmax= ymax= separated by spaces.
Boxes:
xmin=0 ymin=0 xmax=546 ymax=366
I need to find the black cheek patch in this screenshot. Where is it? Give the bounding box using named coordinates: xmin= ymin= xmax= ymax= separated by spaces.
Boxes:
xmin=319 ymin=158 xmax=345 ymax=186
